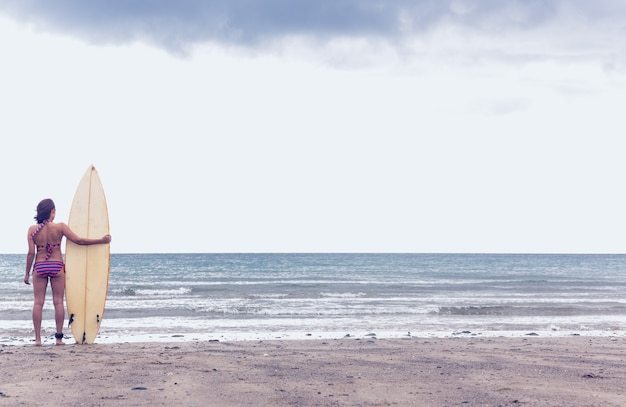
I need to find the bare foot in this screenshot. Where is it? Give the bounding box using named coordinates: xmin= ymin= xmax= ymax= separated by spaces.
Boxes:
xmin=55 ymin=340 xmax=65 ymax=346
xmin=34 ymin=340 xmax=42 ymax=346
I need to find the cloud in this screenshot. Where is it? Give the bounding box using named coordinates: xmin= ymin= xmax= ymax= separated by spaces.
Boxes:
xmin=2 ymin=0 xmax=426 ymax=52
xmin=1 ymin=0 xmax=625 ymax=63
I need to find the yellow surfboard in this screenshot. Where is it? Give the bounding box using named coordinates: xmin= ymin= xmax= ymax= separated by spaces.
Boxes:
xmin=65 ymin=165 xmax=111 ymax=344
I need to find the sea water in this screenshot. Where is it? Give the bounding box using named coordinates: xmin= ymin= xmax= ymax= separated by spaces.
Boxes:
xmin=2 ymin=253 xmax=626 ymax=345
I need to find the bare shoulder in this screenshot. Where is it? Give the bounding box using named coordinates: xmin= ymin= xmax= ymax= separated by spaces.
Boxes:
xmin=55 ymin=222 xmax=68 ymax=232
xmin=57 ymin=222 xmax=76 ymax=237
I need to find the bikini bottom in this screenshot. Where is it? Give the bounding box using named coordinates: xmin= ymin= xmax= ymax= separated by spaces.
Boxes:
xmin=33 ymin=261 xmax=64 ymax=278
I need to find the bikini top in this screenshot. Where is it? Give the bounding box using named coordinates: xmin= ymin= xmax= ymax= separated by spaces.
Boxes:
xmin=31 ymin=220 xmax=61 ymax=261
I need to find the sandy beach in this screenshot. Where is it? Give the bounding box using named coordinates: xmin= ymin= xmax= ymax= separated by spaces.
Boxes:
xmin=1 ymin=336 xmax=626 ymax=406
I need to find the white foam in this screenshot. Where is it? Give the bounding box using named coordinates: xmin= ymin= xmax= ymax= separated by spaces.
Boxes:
xmin=4 ymin=328 xmax=626 ymax=347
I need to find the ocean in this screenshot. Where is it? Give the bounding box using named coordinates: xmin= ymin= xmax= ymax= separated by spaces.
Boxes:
xmin=2 ymin=253 xmax=626 ymax=345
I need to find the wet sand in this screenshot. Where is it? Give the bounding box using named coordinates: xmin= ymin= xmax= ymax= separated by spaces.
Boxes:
xmin=1 ymin=336 xmax=626 ymax=406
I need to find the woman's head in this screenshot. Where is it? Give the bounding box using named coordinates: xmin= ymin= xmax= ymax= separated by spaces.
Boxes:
xmin=35 ymin=199 xmax=55 ymax=223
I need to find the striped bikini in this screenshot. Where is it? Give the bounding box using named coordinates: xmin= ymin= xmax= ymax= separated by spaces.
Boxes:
xmin=32 ymin=220 xmax=64 ymax=278
xmin=33 ymin=261 xmax=64 ymax=278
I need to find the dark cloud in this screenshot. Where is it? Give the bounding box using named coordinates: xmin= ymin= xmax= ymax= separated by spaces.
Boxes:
xmin=0 ymin=0 xmax=622 ymax=54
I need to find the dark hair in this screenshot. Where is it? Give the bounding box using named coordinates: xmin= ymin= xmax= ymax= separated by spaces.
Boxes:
xmin=35 ymin=199 xmax=55 ymax=224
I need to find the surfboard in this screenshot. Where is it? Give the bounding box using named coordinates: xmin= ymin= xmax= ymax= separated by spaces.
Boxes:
xmin=65 ymin=165 xmax=110 ymax=344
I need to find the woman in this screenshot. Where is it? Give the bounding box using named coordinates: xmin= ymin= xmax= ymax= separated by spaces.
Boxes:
xmin=24 ymin=199 xmax=111 ymax=346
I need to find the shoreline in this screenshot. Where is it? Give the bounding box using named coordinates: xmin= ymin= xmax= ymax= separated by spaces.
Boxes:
xmin=2 ymin=336 xmax=626 ymax=406
xmin=4 ymin=327 xmax=626 ymax=347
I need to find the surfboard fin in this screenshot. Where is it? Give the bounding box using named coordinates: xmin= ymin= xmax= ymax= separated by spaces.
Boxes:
xmin=82 ymin=332 xmax=86 ymax=344
xmin=68 ymin=313 xmax=74 ymax=327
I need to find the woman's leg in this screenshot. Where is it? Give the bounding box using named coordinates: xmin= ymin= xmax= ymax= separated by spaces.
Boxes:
xmin=32 ymin=273 xmax=48 ymax=346
xmin=50 ymin=271 xmax=66 ymax=345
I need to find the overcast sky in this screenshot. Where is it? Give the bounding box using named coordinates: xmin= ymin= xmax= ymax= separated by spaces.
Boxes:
xmin=2 ymin=1 xmax=626 ymax=254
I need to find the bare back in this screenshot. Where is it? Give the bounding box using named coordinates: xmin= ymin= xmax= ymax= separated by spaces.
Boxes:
xmin=29 ymin=222 xmax=65 ymax=263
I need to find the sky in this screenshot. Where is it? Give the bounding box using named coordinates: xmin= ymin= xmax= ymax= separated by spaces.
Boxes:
xmin=2 ymin=0 xmax=626 ymax=254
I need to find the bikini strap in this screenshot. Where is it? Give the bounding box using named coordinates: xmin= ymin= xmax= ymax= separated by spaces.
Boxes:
xmin=31 ymin=220 xmax=48 ymax=240
xmin=44 ymin=242 xmax=57 ymax=260
xmin=32 ymin=220 xmax=58 ymax=260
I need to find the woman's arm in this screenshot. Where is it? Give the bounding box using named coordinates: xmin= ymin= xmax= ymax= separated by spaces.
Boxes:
xmin=25 ymin=227 xmax=36 ymax=285
xmin=61 ymin=223 xmax=112 ymax=245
